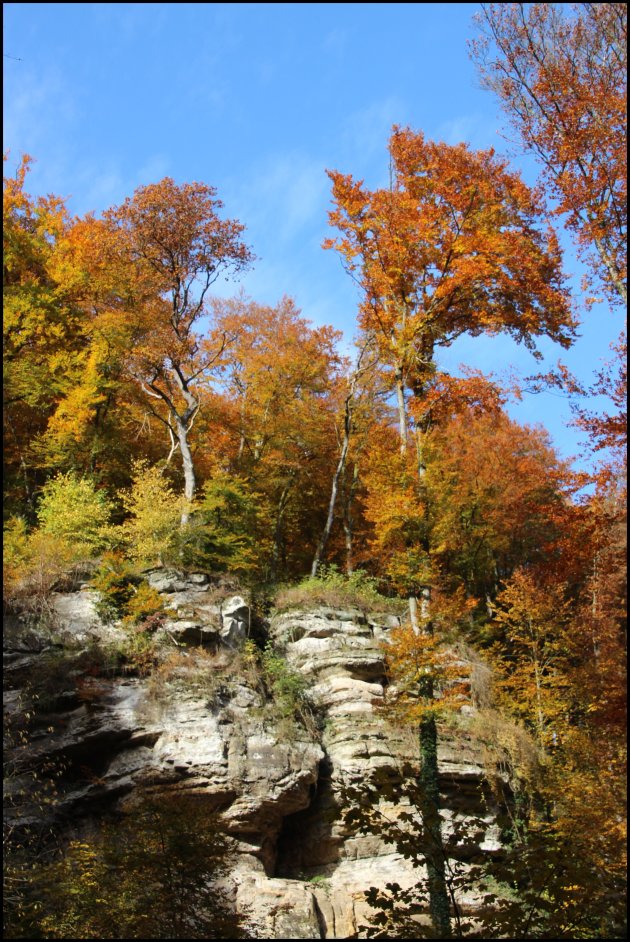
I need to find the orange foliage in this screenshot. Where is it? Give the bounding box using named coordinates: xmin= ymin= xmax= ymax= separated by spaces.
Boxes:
xmin=211 ymin=293 xmax=344 ymax=576
xmin=325 ymin=125 xmax=575 ymax=395
xmin=384 ymin=624 xmax=470 ymax=724
xmin=472 ymin=2 xmax=627 ymax=307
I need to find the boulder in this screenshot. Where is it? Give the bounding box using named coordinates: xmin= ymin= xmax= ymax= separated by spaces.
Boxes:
xmin=220 ymin=596 xmax=250 ymax=648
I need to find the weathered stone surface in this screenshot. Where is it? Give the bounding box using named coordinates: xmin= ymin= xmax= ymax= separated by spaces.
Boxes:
xmin=188 ymin=572 xmax=210 ymax=585
xmin=5 ymin=584 xmax=504 ymax=940
xmin=3 ymin=615 xmax=53 ymax=653
xmin=161 ymin=617 xmax=219 ymax=646
xmin=145 ymin=569 xmax=188 ymax=593
xmin=235 ymin=867 xmax=324 ymax=940
xmin=259 ymin=605 xmax=503 ymax=938
xmin=220 ymin=595 xmax=250 ymax=648
xmin=50 ymin=588 xmax=127 ymax=645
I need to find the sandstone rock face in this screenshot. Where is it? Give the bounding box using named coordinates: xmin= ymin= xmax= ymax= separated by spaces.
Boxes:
xmin=241 ymin=606 xmax=503 ymax=939
xmin=4 ymin=581 xmax=504 ymax=939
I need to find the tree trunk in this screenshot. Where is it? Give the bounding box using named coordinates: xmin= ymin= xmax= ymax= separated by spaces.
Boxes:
xmin=342 ymin=462 xmax=359 ymax=575
xmin=314 ymin=341 xmax=375 ymax=577
xmin=395 ymin=363 xmax=408 ymax=456
xmin=174 ymin=416 xmax=196 ymax=527
xmin=409 ymin=594 xmax=420 ymax=633
xmin=311 ymin=429 xmax=350 ymax=577
xmin=419 ymin=712 xmax=452 ymax=938
xmin=411 ymin=358 xmax=452 ymax=938
xmin=271 ymin=476 xmax=295 ymax=582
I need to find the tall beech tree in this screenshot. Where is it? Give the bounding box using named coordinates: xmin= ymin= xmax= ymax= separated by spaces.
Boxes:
xmin=326 ymin=126 xmax=575 ymax=615
xmin=212 ymin=294 xmax=343 ymax=578
xmin=325 ymin=126 xmax=575 ymax=937
xmin=106 ymin=179 xmax=253 ymax=523
xmin=3 ymin=156 xmax=82 ymax=516
xmin=472 ymin=2 xmax=627 ymax=307
xmin=57 ymin=179 xmax=253 ymax=524
xmin=311 ymin=333 xmax=384 ymax=577
xmin=325 ymin=126 xmax=575 ymax=618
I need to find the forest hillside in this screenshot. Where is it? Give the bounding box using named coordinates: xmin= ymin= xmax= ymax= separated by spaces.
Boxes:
xmin=3 ymin=3 xmax=626 ymax=939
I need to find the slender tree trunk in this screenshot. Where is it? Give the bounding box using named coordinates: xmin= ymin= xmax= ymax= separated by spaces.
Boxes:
xmin=313 ymin=340 xmax=375 ymax=577
xmin=419 ymin=711 xmax=453 ymax=938
xmin=409 ymin=594 xmax=420 ymax=632
xmin=342 ymin=461 xmax=359 ymax=575
xmin=169 ymin=365 xmax=201 ymax=528
xmin=395 ymin=339 xmax=452 ymax=939
xmin=409 ymin=357 xmax=452 ymax=939
xmin=174 ymin=416 xmax=196 ymax=527
xmin=395 ymin=363 xmax=408 ymax=457
xmin=311 ymin=435 xmax=349 ymax=576
xmin=395 ymin=361 xmax=419 ymax=627
xmin=271 ymin=476 xmax=295 ymax=581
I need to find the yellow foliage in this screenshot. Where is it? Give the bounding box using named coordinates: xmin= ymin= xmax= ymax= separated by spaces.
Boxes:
xmin=384 ymin=624 xmax=471 ymax=724
xmin=3 ymin=517 xmax=74 ymax=614
xmin=120 ymin=459 xmax=184 ymax=565
xmin=37 ymin=471 xmax=116 ymax=560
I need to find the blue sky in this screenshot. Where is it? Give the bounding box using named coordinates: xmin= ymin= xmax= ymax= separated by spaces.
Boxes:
xmin=3 ymin=2 xmax=622 ymax=472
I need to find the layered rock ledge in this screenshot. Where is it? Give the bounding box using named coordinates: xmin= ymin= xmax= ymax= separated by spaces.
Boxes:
xmin=4 ymin=578 xmax=504 ymax=939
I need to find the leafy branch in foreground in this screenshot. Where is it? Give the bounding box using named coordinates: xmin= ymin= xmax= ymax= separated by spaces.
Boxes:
xmin=5 ymin=792 xmax=252 ymax=940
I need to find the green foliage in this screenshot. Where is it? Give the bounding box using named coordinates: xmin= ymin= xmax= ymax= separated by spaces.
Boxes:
xmin=237 ymin=639 xmax=318 ymax=735
xmin=174 ymin=472 xmax=271 ymax=578
xmin=274 ymin=564 xmax=403 ymax=613
xmin=3 ymin=516 xmax=31 ymax=574
xmin=120 ymin=460 xmax=183 ymax=566
xmin=7 ymin=794 xmax=250 ymax=939
xmin=90 ymin=553 xmax=167 ymax=639
xmin=36 ymin=471 xmax=115 ymax=560
xmin=90 ymin=551 xmax=141 ymax=623
xmin=341 ymin=768 xmax=626 ymax=940
xmin=261 ymin=641 xmax=309 ymax=722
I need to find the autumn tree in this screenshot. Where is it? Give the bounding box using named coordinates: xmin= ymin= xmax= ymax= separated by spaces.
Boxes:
xmin=9 ymin=794 xmax=249 ymax=939
xmin=3 ymin=155 xmax=86 ymax=516
xmin=425 ymin=408 xmax=580 ymax=605
xmin=326 ymin=126 xmax=575 ymax=937
xmin=326 ymin=126 xmax=574 ymax=460
xmin=488 ymin=569 xmax=575 ymax=751
xmin=326 ymin=127 xmax=575 ymax=621
xmin=119 ymin=459 xmax=184 ymax=566
xmin=472 ymin=2 xmax=627 ymax=307
xmin=54 ymin=178 xmax=253 ymax=525
xmin=212 ymin=294 xmax=343 ymax=579
xmin=472 ymin=4 xmax=626 ymax=696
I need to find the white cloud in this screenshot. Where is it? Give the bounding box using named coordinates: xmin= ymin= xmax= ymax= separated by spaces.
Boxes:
xmin=225 ymin=151 xmax=329 ymax=246
xmin=340 ymin=95 xmax=408 ymax=183
xmin=136 ymin=154 xmax=171 ymax=186
xmin=4 ymin=64 xmax=78 ymax=176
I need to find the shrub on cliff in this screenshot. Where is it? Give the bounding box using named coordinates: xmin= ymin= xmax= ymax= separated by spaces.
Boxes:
xmin=274 ymin=564 xmax=403 ymax=614
xmin=37 ymin=471 xmax=116 ymax=560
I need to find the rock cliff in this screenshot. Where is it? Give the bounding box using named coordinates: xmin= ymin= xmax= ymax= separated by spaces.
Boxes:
xmin=4 ymin=574 xmax=505 ymax=939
